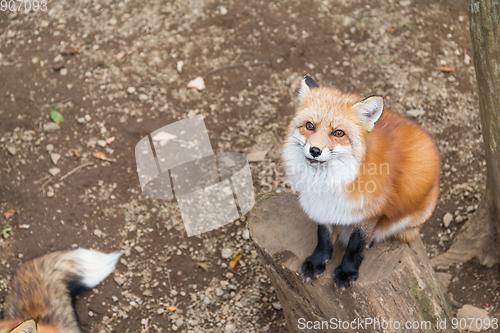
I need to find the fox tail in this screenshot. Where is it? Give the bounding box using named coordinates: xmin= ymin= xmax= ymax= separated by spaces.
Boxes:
xmin=3 ymin=249 xmax=121 ymax=333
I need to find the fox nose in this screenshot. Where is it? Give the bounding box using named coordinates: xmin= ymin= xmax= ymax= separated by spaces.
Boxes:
xmin=309 ymin=146 xmax=321 ymax=158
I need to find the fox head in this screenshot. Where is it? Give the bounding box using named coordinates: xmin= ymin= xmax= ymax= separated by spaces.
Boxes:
xmin=282 ymin=76 xmax=384 ymax=192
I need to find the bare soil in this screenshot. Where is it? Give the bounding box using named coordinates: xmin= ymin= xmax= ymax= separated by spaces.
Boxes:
xmin=0 ymin=0 xmax=498 ymax=332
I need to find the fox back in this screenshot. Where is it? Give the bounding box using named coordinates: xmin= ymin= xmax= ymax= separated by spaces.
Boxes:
xmin=0 ymin=249 xmax=120 ymax=333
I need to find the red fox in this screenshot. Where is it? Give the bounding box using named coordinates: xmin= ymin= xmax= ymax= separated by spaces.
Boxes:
xmin=282 ymin=76 xmax=440 ymax=288
xmin=0 ymin=249 xmax=121 ymax=333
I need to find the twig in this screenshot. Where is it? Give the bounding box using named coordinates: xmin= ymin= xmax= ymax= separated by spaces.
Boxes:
xmin=34 ymin=175 xmax=50 ymax=184
xmin=230 ymin=51 xmax=242 ymax=65
xmin=59 ymin=162 xmax=94 ymax=182
xmin=41 ymin=177 xmax=52 ymax=188
xmin=206 ymin=61 xmax=269 ymax=76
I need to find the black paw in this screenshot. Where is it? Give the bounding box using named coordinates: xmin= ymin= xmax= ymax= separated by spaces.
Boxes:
xmin=301 ymin=251 xmax=330 ymax=281
xmin=334 ymin=265 xmax=358 ymax=289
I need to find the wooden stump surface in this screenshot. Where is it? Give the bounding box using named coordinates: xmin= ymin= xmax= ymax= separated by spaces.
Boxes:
xmin=249 ymin=193 xmax=453 ymax=333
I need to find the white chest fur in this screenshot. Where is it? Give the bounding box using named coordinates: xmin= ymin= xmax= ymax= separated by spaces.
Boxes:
xmin=298 ymin=187 xmax=365 ymax=225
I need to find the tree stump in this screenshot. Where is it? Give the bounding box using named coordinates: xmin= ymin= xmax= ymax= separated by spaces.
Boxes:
xmin=249 ymin=193 xmax=453 ymax=333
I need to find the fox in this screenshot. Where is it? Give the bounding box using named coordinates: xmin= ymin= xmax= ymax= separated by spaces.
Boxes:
xmin=0 ymin=249 xmax=121 ymax=333
xmin=282 ymin=76 xmax=440 ymax=288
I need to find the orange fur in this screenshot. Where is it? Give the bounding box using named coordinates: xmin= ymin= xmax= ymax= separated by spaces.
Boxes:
xmin=285 ymin=86 xmax=440 ymax=242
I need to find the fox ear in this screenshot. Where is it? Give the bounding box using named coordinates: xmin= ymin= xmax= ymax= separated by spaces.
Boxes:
xmin=298 ymin=75 xmax=319 ymax=103
xmin=9 ymin=319 xmax=36 ymax=333
xmin=353 ymin=95 xmax=384 ymax=131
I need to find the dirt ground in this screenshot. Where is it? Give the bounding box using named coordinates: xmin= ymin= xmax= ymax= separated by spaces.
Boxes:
xmin=0 ymin=0 xmax=499 ymax=332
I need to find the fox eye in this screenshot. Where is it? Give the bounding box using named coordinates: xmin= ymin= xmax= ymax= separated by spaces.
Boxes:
xmin=333 ymin=130 xmax=345 ymax=137
xmin=305 ymin=122 xmax=315 ymax=131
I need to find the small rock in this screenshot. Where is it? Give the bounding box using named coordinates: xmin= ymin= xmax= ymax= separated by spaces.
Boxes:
xmin=219 ymin=6 xmax=228 ymax=15
xmin=456 ymin=305 xmax=491 ymax=332
xmin=443 ymin=212 xmax=453 ymax=228
xmin=50 ymin=153 xmax=61 ymax=165
xmin=48 ymin=167 xmax=61 ymax=176
xmin=98 ymin=140 xmax=107 ymax=148
xmin=177 ymin=60 xmax=184 ymax=73
xmin=400 ymin=0 xmax=411 ymax=6
xmin=31 ymin=57 xmax=39 ymax=64
xmin=406 ymin=109 xmax=425 ymax=117
xmin=46 ymin=144 xmax=54 ymax=153
xmin=139 ymin=94 xmax=148 ymax=101
xmin=186 ymin=77 xmax=206 ymax=91
xmin=43 ymin=123 xmax=60 ymax=133
xmin=47 ymin=187 xmax=55 ymax=197
xmin=221 ymin=248 xmax=232 ymax=259
xmin=225 ymin=324 xmax=236 ymax=332
xmin=40 ymin=20 xmax=49 ymax=28
xmin=7 ymin=146 xmax=16 ymax=156
xmin=242 ymin=229 xmax=250 ymax=240
xmin=134 ymin=246 xmax=144 ymax=253
xmin=247 ymin=150 xmax=268 ymax=162
xmin=77 ymin=117 xmax=86 ymax=124
xmin=272 ymin=302 xmax=282 ymax=310
xmin=114 ymin=276 xmax=126 ymax=285
xmin=456 ymin=215 xmax=464 ymax=223
xmin=127 ymin=86 xmax=136 ymax=94
xmin=60 ymin=68 xmax=68 ymax=76
xmin=215 ymin=288 xmax=224 ymax=297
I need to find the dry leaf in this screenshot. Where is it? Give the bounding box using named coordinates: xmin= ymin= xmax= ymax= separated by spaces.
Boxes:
xmin=166 ymin=306 xmax=177 ymax=312
xmin=93 ymin=152 xmax=116 ymax=162
xmin=196 ymin=262 xmax=209 ymax=271
xmin=229 ymin=254 xmax=242 ymax=269
xmin=3 ymin=208 xmax=15 ymax=219
xmin=434 ymin=67 xmax=455 ymax=72
xmin=18 ymin=224 xmax=30 ymax=229
xmin=186 ymin=77 xmax=206 ymax=91
xmin=69 ymin=149 xmax=80 ymax=160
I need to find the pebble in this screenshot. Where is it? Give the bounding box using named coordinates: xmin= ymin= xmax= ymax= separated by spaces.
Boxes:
xmin=50 ymin=153 xmax=61 ymax=165
xmin=219 ymin=6 xmax=228 ymax=15
xmin=46 ymin=144 xmax=54 ymax=153
xmin=406 ymin=109 xmax=425 ymax=117
xmin=456 ymin=215 xmax=464 ymax=223
xmin=225 ymin=324 xmax=236 ymax=332
xmin=127 ymin=86 xmax=136 ymax=94
xmin=177 ymin=60 xmax=184 ymax=73
xmin=40 ymin=20 xmax=49 ymax=28
xmin=48 ymin=167 xmax=61 ymax=176
xmin=215 ymin=288 xmax=224 ymax=296
xmin=114 ymin=276 xmax=126 ymax=285
xmin=43 ymin=123 xmax=60 ymax=133
xmin=221 ymin=248 xmax=232 ymax=259
xmin=443 ymin=212 xmax=453 ymax=228
xmin=60 ymin=68 xmax=68 ymax=76
xmin=47 ymin=187 xmax=55 ymax=197
xmin=272 ymin=302 xmax=282 ymax=310
xmin=242 ymin=229 xmax=250 ymax=240
xmin=139 ymin=94 xmax=148 ymax=101
xmin=31 ymin=57 xmax=39 ymax=64
xmin=186 ymin=77 xmax=206 ymax=91
xmin=7 ymin=146 xmax=16 ymax=156
xmin=98 ymin=140 xmax=107 ymax=148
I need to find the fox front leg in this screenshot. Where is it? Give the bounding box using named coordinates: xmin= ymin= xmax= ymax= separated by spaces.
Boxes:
xmin=302 ymin=224 xmax=336 ymax=281
xmin=334 ymin=226 xmax=373 ymax=289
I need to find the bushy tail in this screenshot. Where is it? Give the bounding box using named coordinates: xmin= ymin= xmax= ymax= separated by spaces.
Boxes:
xmin=3 ymin=249 xmax=120 ymax=333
